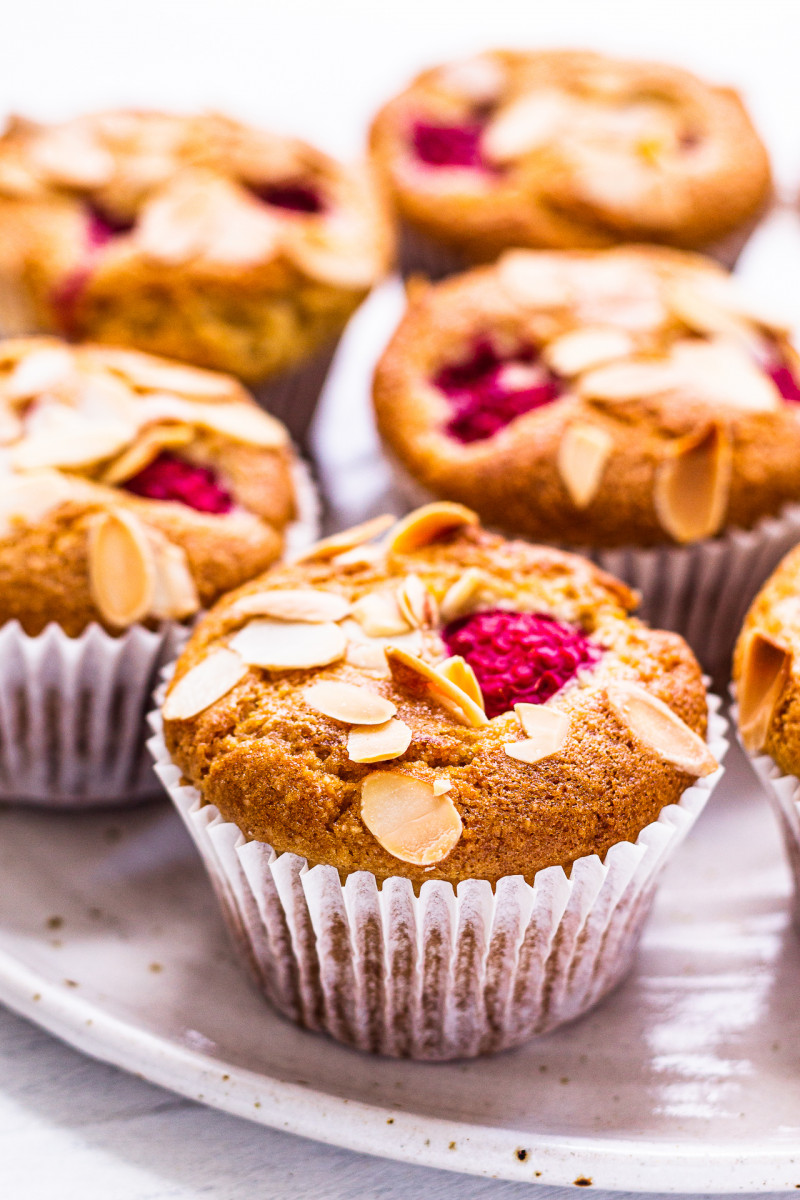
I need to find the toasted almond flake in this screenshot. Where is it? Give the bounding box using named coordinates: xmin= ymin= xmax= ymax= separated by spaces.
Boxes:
xmin=101 ymin=424 xmax=196 ymax=485
xmin=14 ymin=405 xmax=135 ymax=471
xmin=606 ymin=682 xmax=717 ymax=776
xmin=229 ymin=618 xmax=346 ymax=670
xmin=437 ymin=656 xmax=484 ymax=708
xmin=303 ymin=680 xmax=396 ymax=725
xmin=738 ymin=630 xmax=792 ymax=753
xmin=437 ymin=55 xmax=504 ymax=103
xmin=162 ymin=649 xmax=248 ymax=721
xmin=147 ymin=531 xmax=200 ymax=621
xmin=347 ymin=719 xmax=412 ymax=763
xmin=543 ymin=327 xmax=634 ymax=377
xmin=654 ymin=423 xmax=731 ymax=544
xmin=30 ymin=125 xmax=115 ymax=187
xmin=351 ymin=590 xmax=411 ymax=638
xmin=664 ymin=279 xmax=750 ymax=340
xmin=397 ymin=573 xmax=438 ymax=629
xmin=386 ymin=503 xmax=478 ymax=556
xmin=232 ymin=589 xmax=350 ymax=624
xmin=344 ymin=640 xmax=391 ymax=676
xmin=482 ymin=89 xmax=569 ymax=162
xmin=557 ymin=423 xmax=613 ymax=508
xmin=88 ymin=509 xmax=156 ymax=627
xmin=2 ymin=346 xmax=75 ymax=401
xmin=87 ymin=349 xmax=238 ymax=399
xmin=439 ymin=568 xmax=488 ymax=622
xmin=136 ymin=180 xmax=215 ymax=264
xmin=432 ymin=775 xmax=452 ymax=795
xmin=669 ymin=340 xmax=781 ymax=413
xmin=497 ymin=250 xmax=573 ymax=308
xmin=0 ymin=470 xmax=76 ymax=538
xmin=290 ymin=239 xmax=379 ymax=290
xmin=385 ymin=645 xmax=488 ymax=728
xmin=360 ymin=771 xmax=462 ymax=865
xmin=578 ymin=358 xmax=679 ymax=402
xmin=296 ymin=514 xmax=395 ymax=563
xmin=504 ymin=704 xmax=570 ymax=763
xmin=186 ymin=401 xmax=288 ymax=449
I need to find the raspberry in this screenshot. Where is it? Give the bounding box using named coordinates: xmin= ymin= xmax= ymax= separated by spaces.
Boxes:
xmin=434 ymin=340 xmax=562 ymax=443
xmin=122 ymin=452 xmax=233 ymax=514
xmin=250 ymin=182 xmax=324 ymax=214
xmin=443 ymin=609 xmax=601 ymax=718
xmin=767 ymin=359 xmax=800 ymax=403
xmin=411 ymin=120 xmax=486 ymax=169
xmin=52 ymin=203 xmax=135 ymax=333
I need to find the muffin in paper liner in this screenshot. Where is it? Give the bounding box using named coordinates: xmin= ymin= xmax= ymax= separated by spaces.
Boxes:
xmin=0 ymin=457 xmax=319 ymax=810
xmin=387 ymin=456 xmax=800 ymax=684
xmin=147 ymin=696 xmax=727 ymax=1060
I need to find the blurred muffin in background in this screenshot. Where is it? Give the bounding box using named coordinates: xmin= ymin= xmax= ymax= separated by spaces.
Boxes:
xmin=369 ymin=49 xmax=771 ymax=275
xmin=373 ymin=244 xmax=800 ymax=675
xmin=0 ymin=110 xmax=394 ymax=442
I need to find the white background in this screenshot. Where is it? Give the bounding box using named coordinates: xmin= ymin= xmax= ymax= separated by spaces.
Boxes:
xmin=1 ymin=1 xmax=799 ymax=1196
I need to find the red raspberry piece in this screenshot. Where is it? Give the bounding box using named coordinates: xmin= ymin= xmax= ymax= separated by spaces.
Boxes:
xmin=411 ymin=120 xmax=487 ymax=169
xmin=250 ymin=182 xmax=325 ymax=214
xmin=122 ymin=452 xmax=233 ymax=515
xmin=51 ymin=203 xmax=135 ymax=334
xmin=443 ymin=609 xmax=601 ymax=718
xmin=434 ymin=340 xmax=562 ymax=443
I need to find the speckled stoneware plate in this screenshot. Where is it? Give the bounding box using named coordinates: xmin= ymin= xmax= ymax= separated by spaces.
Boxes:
xmin=0 ymin=738 xmax=798 ymax=1192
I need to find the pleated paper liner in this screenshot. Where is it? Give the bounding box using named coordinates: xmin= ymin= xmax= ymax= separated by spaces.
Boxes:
xmin=148 ymin=694 xmax=727 ymax=1060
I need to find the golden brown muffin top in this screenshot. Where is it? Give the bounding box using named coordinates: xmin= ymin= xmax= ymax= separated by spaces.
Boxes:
xmin=0 ymin=110 xmax=394 ymax=380
xmin=734 ymin=544 xmax=800 ymax=775
xmin=374 ymin=245 xmax=800 ymax=548
xmin=370 ymin=49 xmax=771 ymax=260
xmin=0 ymin=337 xmax=299 ymax=635
xmin=163 ymin=503 xmax=715 ymax=886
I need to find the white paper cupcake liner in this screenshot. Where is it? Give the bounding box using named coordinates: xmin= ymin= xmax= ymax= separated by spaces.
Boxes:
xmin=148 ymin=692 xmax=726 ymax=1059
xmin=285 ymin=454 xmax=321 ymax=559
xmin=385 ymin=456 xmax=800 ymax=683
xmin=252 ymin=341 xmax=340 ymax=448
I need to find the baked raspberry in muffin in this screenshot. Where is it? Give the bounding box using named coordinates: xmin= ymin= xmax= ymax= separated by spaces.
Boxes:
xmin=0 ymin=337 xmax=303 ymax=635
xmin=154 ymin=503 xmax=723 ymax=1055
xmin=0 ymin=110 xmax=394 ymax=440
xmin=370 ymin=50 xmax=771 ymax=273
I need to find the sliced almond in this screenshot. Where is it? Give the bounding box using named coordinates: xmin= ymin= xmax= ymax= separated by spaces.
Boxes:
xmin=543 ymin=327 xmax=634 ymax=377
xmin=738 ymin=630 xmax=792 ymax=753
xmin=232 ymin=589 xmax=350 ymax=624
xmin=162 ymin=648 xmax=248 ymax=721
xmin=557 ymin=423 xmax=613 ymax=508
xmin=295 ymin=514 xmax=395 ymax=563
xmin=351 ymin=590 xmax=411 ymax=638
xmin=182 ymin=401 xmax=288 ymax=449
xmin=88 ymin=509 xmax=156 ymax=627
xmin=504 ymin=704 xmax=570 ymax=764
xmin=497 ymin=250 xmax=573 ymax=309
xmin=229 ymin=618 xmax=346 ymax=671
xmin=386 ymin=503 xmax=478 ymax=556
xmin=101 ymin=424 xmax=196 ymax=485
xmin=578 ymin=358 xmax=679 ymax=403
xmin=437 ymin=656 xmax=483 ymax=708
xmin=30 ymin=124 xmax=115 ymax=187
xmin=360 ymin=771 xmax=463 ymax=865
xmin=303 ymin=680 xmax=396 ymax=725
xmin=0 ymin=470 xmax=76 ymax=538
xmin=606 ymin=682 xmax=717 ymax=776
xmin=482 ymin=89 xmax=570 ymax=162
xmin=654 ymin=423 xmax=731 ymax=544
xmin=437 ymin=54 xmax=505 ymax=104
xmin=147 ymin=531 xmax=200 ymax=621
xmin=2 ymin=346 xmax=75 ymax=401
xmin=347 ymin=719 xmax=412 ymax=763
xmin=87 ymin=348 xmax=238 ymax=399
xmin=397 ymin=574 xmax=438 ymax=629
xmin=385 ymin=646 xmax=488 ymax=728
xmin=669 ymin=340 xmax=781 ymax=414
xmin=433 ymin=775 xmax=453 ymax=795
xmin=290 ymin=239 xmax=380 ymax=290
xmin=439 ymin=568 xmax=489 ymax=622
xmin=344 ymin=639 xmax=392 ymax=676
xmin=14 ymin=406 xmax=136 ymax=471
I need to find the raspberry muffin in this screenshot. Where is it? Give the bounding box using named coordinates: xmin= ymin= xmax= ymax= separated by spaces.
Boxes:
xmin=370 ymin=49 xmax=771 ymax=275
xmin=151 ymin=503 xmax=725 ymax=1058
xmin=734 ymin=546 xmax=800 ymax=913
xmin=0 ymin=336 xmax=314 ymax=805
xmin=0 ymin=110 xmax=394 ymax=441
xmin=374 ymin=245 xmax=800 ymax=674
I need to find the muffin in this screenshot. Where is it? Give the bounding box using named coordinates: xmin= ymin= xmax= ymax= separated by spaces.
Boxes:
xmin=374 ymin=245 xmax=800 ymax=675
xmin=0 ymin=335 xmax=315 ymax=805
xmin=734 ymin=545 xmax=800 ymax=914
xmin=0 ymin=109 xmax=394 ymax=442
xmin=151 ymin=503 xmax=726 ymax=1058
xmin=369 ymin=49 xmax=771 ymax=275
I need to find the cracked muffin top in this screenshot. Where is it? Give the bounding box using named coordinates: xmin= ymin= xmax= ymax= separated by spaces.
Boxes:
xmin=373 ymin=245 xmax=800 ymax=548
xmin=162 ymin=503 xmax=715 ymax=887
xmin=369 ymin=49 xmax=771 ymax=264
xmin=0 ymin=110 xmax=393 ymax=383
xmin=734 ymin=545 xmax=800 ymax=773
xmin=0 ymin=337 xmax=300 ymax=635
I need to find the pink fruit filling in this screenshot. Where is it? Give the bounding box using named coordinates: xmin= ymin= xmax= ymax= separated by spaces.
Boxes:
xmin=764 ymin=345 xmax=800 ymax=403
xmin=435 ymin=340 xmax=562 ymax=443
xmin=122 ymin=452 xmax=233 ymax=514
xmin=250 ymin=181 xmax=325 ymax=214
xmin=411 ymin=119 xmax=487 ymax=169
xmin=52 ymin=203 xmax=135 ymax=334
xmin=443 ymin=609 xmax=601 ymax=719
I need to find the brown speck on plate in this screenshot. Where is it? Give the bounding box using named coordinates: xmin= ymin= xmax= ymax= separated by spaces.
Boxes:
xmin=46 ymin=915 xmax=63 ymax=930
xmin=149 ymin=962 xmax=163 ymax=973
xmin=574 ymin=1177 xmax=593 ymax=1187
xmin=64 ymin=979 xmax=78 ymax=988
xmin=515 ymin=1148 xmax=529 ymax=1162
xmin=448 ymin=1140 xmax=456 ymax=1150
